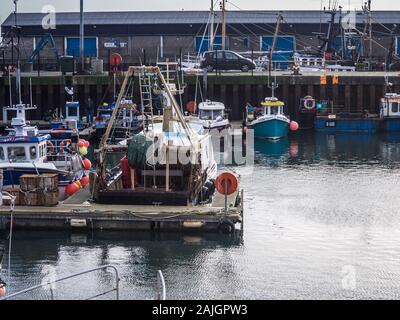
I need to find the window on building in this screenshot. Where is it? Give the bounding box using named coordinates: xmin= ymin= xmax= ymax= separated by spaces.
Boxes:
xmin=0 ymin=147 xmax=4 ymax=160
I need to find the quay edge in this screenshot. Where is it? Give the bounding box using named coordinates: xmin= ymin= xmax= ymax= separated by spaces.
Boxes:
xmin=2 ymin=72 xmax=400 ymax=124
xmin=0 ymin=202 xmax=243 ymax=234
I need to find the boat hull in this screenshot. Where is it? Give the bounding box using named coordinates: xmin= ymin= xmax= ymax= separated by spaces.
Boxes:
xmin=251 ymin=118 xmax=289 ymax=139
xmin=381 ymin=118 xmax=400 ymax=132
xmin=315 ymin=117 xmax=380 ymax=133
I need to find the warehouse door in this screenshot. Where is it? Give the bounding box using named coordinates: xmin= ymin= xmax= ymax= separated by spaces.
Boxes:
xmin=196 ymin=36 xmax=224 ymax=54
xmin=261 ymin=36 xmax=295 ymax=69
xmin=66 ymin=37 xmax=98 ymax=57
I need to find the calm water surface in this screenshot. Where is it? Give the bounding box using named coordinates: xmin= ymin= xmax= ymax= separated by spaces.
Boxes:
xmin=2 ymin=132 xmax=400 ymax=300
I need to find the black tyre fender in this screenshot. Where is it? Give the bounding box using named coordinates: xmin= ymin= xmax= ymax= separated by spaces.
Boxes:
xmin=218 ymin=219 xmax=235 ymax=234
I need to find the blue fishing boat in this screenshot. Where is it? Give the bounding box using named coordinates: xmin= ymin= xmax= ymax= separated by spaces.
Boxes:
xmin=246 ymin=97 xmax=291 ymax=140
xmin=315 ymin=114 xmax=380 ymax=133
xmin=380 ymin=93 xmax=400 ymax=132
xmin=0 ymin=105 xmax=86 ymax=199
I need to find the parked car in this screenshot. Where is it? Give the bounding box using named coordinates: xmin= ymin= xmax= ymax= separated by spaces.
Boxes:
xmin=200 ymin=50 xmax=256 ymax=72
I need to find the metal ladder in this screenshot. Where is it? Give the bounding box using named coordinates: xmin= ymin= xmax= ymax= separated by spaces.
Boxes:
xmin=139 ymin=71 xmax=155 ymax=133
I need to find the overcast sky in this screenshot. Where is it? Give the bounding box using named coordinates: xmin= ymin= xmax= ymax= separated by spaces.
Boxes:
xmin=1 ymin=0 xmax=400 ymax=24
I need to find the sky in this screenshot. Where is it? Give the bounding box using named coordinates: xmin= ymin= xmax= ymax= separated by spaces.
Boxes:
xmin=1 ymin=0 xmax=400 ymax=25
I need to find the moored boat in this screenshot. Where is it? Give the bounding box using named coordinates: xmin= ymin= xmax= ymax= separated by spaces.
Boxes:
xmin=379 ymin=93 xmax=400 ymax=132
xmin=246 ymin=97 xmax=295 ymax=140
xmin=194 ymin=100 xmax=230 ymax=131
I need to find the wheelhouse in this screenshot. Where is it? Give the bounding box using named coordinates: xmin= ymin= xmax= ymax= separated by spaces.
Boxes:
xmin=380 ymin=93 xmax=400 ymax=118
xmin=198 ymin=101 xmax=226 ymax=121
xmin=0 ymin=136 xmax=49 ymax=162
xmin=260 ymin=98 xmax=285 ymax=116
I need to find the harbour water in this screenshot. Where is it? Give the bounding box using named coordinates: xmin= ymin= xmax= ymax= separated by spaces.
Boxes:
xmin=3 ymin=132 xmax=400 ymax=300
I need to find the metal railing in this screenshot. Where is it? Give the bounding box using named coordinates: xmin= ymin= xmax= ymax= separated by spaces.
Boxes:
xmin=1 ymin=265 xmax=120 ymax=301
xmin=1 ymin=266 xmax=167 ymax=301
xmin=156 ymin=270 xmax=166 ymax=301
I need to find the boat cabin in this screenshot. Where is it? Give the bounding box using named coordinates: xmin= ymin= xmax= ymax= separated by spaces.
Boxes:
xmin=260 ymin=98 xmax=285 ymax=116
xmin=198 ymin=101 xmax=226 ymax=121
xmin=380 ymin=93 xmax=400 ymax=118
xmin=65 ymin=101 xmax=80 ymax=122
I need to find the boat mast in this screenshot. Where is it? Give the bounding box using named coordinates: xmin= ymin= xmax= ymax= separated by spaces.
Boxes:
xmin=13 ymin=0 xmax=22 ymax=105
xmin=210 ymin=0 xmax=214 ymax=51
xmin=268 ymin=12 xmax=282 ymax=98
xmin=79 ymin=0 xmax=84 ymax=73
xmin=362 ymin=0 xmax=372 ymax=69
xmin=221 ymin=0 xmax=227 ymax=50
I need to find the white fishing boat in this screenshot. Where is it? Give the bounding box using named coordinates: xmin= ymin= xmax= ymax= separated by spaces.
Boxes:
xmin=94 ymin=66 xmax=220 ymax=206
xmin=195 ymin=100 xmax=230 ymax=131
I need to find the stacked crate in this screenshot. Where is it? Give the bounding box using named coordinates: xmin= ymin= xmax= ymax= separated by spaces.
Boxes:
xmin=18 ymin=174 xmax=59 ymax=206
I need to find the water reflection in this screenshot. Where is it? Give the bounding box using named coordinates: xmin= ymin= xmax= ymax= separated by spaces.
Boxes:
xmin=2 ymin=231 xmax=243 ymax=300
xmin=254 ymin=132 xmax=400 ymax=169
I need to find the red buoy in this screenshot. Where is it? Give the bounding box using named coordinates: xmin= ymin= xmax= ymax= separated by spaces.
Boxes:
xmin=83 ymin=140 xmax=90 ymax=148
xmin=78 ymin=140 xmax=86 ymax=148
xmin=215 ymin=172 xmax=239 ymax=196
xmin=80 ymin=175 xmax=90 ymax=187
xmin=82 ymin=158 xmax=92 ymax=170
xmin=186 ymin=101 xmax=196 ymax=114
xmin=66 ymin=182 xmax=80 ymax=196
xmin=290 ymin=121 xmax=299 ymax=131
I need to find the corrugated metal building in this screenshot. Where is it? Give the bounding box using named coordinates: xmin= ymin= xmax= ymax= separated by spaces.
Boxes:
xmin=1 ymin=10 xmax=399 ymax=66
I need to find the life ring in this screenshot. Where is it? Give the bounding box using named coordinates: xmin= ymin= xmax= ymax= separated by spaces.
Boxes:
xmin=303 ymin=97 xmax=316 ymax=110
xmin=59 ymin=139 xmax=72 ymax=154
xmin=215 ymin=172 xmax=238 ymax=196
xmin=46 ymin=141 xmax=55 ymax=154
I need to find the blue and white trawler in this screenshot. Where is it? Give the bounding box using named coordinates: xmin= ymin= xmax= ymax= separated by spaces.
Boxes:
xmin=0 ymin=104 xmax=86 ymax=200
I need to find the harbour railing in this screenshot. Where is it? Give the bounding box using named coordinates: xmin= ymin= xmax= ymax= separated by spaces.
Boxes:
xmin=1 ymin=266 xmax=167 ymax=301
xmin=156 ymin=270 xmax=167 ymax=301
xmin=1 ymin=265 xmax=120 ymax=300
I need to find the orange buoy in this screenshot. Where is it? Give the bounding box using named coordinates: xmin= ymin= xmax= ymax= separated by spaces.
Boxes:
xmin=66 ymin=182 xmax=80 ymax=196
xmin=290 ymin=121 xmax=299 ymax=131
xmin=80 ymin=175 xmax=90 ymax=187
xmin=46 ymin=141 xmax=55 ymax=154
xmin=215 ymin=172 xmax=239 ymax=196
xmin=83 ymin=140 xmax=90 ymax=148
xmin=0 ymin=280 xmax=6 ymax=299
xmin=82 ymin=158 xmax=92 ymax=170
xmin=186 ymin=101 xmax=196 ymax=114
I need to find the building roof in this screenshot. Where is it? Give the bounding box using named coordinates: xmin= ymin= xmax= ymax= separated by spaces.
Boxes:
xmin=2 ymin=10 xmax=400 ymax=27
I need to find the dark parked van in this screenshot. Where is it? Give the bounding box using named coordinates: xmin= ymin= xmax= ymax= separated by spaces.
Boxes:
xmin=200 ymin=50 xmax=256 ymax=72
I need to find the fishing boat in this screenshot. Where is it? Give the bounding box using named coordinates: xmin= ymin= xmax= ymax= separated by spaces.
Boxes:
xmin=380 ymin=93 xmax=400 ymax=132
xmin=195 ymin=100 xmax=230 ymax=131
xmin=93 ymin=66 xmax=222 ymax=206
xmin=0 ymin=105 xmax=86 ymax=200
xmin=246 ymin=97 xmax=295 ymax=140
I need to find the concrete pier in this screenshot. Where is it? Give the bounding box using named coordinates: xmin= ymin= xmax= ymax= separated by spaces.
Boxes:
xmin=1 ymin=71 xmax=399 ymax=123
xmin=0 ymin=189 xmax=244 ymax=234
